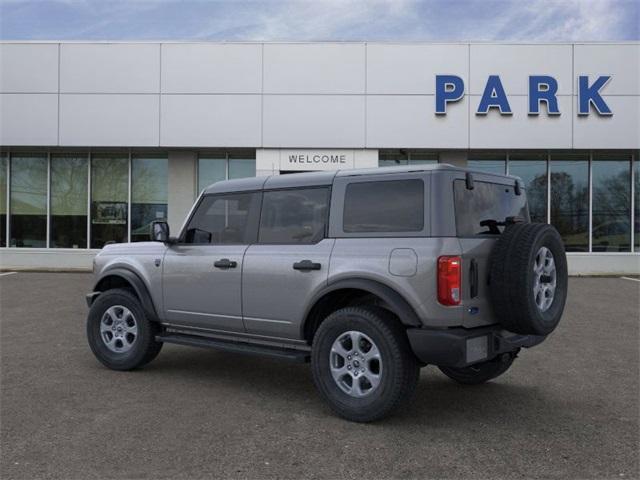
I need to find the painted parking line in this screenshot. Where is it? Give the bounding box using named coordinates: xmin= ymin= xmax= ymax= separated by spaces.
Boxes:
xmin=620 ymin=276 xmax=640 ymax=283
xmin=0 ymin=272 xmax=18 ymax=277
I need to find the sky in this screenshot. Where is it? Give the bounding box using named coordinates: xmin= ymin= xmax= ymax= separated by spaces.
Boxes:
xmin=0 ymin=0 xmax=638 ymax=42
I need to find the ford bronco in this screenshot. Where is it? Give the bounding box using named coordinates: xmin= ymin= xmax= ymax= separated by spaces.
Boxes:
xmin=86 ymin=164 xmax=567 ymax=422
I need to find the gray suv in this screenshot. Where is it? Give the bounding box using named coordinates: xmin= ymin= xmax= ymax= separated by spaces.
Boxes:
xmin=86 ymin=164 xmax=568 ymax=422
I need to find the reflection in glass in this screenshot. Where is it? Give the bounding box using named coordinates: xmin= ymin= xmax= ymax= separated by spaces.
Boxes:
xmin=228 ymin=153 xmax=256 ymax=180
xmin=635 ymin=158 xmax=639 ymax=251
xmin=0 ymin=155 xmax=6 ymax=247
xmin=50 ymin=155 xmax=88 ymax=248
xmin=91 ymin=155 xmax=128 ymax=248
xmin=199 ymin=156 xmax=226 ymax=193
xmin=131 ymin=156 xmax=168 ymax=242
xmin=592 ymin=155 xmax=631 ymax=252
xmin=468 ymin=152 xmax=506 ymax=174
xmin=10 ymin=155 xmax=47 ymax=247
xmin=509 ymin=153 xmax=548 ymax=224
xmin=550 ymin=155 xmax=589 ymax=252
xmin=379 ymin=150 xmax=408 ymax=168
xmin=408 ymin=152 xmax=438 ymax=165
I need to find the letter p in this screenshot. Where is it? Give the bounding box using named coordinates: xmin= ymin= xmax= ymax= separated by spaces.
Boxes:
xmin=435 ymin=75 xmax=464 ymax=115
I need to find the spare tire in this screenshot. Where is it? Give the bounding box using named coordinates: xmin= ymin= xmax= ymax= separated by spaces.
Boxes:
xmin=489 ymin=223 xmax=568 ymax=336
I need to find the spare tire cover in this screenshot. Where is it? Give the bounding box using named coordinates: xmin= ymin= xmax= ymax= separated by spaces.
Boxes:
xmin=489 ymin=223 xmax=568 ymax=336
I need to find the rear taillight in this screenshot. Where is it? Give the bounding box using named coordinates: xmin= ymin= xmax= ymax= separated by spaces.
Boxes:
xmin=438 ymin=256 xmax=461 ymax=306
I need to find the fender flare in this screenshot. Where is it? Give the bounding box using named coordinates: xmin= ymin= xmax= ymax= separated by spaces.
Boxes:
xmin=303 ymin=278 xmax=422 ymax=335
xmin=92 ymin=268 xmax=159 ymax=321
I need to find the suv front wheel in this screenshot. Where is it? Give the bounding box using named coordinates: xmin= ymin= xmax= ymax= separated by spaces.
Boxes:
xmin=87 ymin=288 xmax=163 ymax=371
xmin=311 ymin=306 xmax=420 ymax=422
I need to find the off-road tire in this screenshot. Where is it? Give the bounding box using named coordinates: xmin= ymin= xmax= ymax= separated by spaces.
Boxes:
xmin=438 ymin=352 xmax=517 ymax=385
xmin=489 ymin=223 xmax=568 ymax=335
xmin=87 ymin=288 xmax=163 ymax=371
xmin=311 ymin=306 xmax=420 ymax=423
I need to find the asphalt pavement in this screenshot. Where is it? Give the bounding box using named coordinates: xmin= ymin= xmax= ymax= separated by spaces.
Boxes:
xmin=0 ymin=273 xmax=638 ymax=479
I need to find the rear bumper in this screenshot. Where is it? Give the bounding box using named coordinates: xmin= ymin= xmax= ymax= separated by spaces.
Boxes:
xmin=406 ymin=325 xmax=546 ymax=368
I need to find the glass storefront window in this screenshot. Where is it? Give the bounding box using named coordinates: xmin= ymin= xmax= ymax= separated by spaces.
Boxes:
xmin=91 ymin=154 xmax=128 ymax=248
xmin=592 ymin=154 xmax=632 ymax=252
xmin=0 ymin=154 xmax=6 ymax=247
xmin=550 ymin=154 xmax=589 ymax=252
xmin=10 ymin=154 xmax=47 ymax=248
xmin=379 ymin=150 xmax=437 ymax=167
xmin=635 ymin=155 xmax=639 ymax=251
xmin=379 ymin=150 xmax=408 ymax=167
xmin=198 ymin=155 xmax=226 ymax=193
xmin=468 ymin=152 xmax=506 ymax=174
xmin=228 ymin=152 xmax=256 ymax=180
xmin=131 ymin=155 xmax=168 ymax=242
xmin=508 ymin=153 xmax=548 ymax=224
xmin=50 ymin=155 xmax=88 ymax=248
xmin=198 ymin=151 xmax=256 ymax=194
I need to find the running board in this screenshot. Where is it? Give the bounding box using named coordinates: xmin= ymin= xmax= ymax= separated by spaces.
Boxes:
xmin=156 ymin=333 xmax=311 ymax=363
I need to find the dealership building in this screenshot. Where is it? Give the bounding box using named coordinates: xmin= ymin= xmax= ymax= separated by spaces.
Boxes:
xmin=0 ymin=41 xmax=638 ymax=274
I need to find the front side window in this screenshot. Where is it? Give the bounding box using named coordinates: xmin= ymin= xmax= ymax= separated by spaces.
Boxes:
xmin=183 ymin=193 xmax=259 ymax=245
xmin=259 ymin=188 xmax=329 ymax=244
xmin=343 ymin=179 xmax=424 ymax=233
xmin=10 ymin=154 xmax=47 ymax=247
xmin=454 ymin=180 xmax=529 ymax=236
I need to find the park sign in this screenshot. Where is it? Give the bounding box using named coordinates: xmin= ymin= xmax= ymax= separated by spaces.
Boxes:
xmin=435 ymin=75 xmax=613 ymax=116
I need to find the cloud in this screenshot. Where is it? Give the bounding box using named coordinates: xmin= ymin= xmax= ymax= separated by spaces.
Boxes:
xmin=0 ymin=0 xmax=637 ymax=41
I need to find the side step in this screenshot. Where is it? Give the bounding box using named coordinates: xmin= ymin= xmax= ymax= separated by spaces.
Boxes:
xmin=156 ymin=333 xmax=311 ymax=363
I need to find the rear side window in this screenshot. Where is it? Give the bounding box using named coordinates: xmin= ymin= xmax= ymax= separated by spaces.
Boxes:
xmin=183 ymin=192 xmax=260 ymax=244
xmin=259 ymin=188 xmax=329 ymax=244
xmin=454 ymin=179 xmax=529 ymax=236
xmin=343 ymin=179 xmax=424 ymax=233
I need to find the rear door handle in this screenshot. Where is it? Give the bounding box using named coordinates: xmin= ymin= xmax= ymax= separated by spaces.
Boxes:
xmin=214 ymin=258 xmax=237 ymax=269
xmin=293 ymin=260 xmax=321 ymax=271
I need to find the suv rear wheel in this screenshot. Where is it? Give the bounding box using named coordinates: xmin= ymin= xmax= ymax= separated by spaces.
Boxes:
xmin=87 ymin=288 xmax=163 ymax=371
xmin=311 ymin=306 xmax=419 ymax=422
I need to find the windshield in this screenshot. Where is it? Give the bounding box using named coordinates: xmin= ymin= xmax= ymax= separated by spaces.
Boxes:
xmin=454 ymin=179 xmax=529 ymax=236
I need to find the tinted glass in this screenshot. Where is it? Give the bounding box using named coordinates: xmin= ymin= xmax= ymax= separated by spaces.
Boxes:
xmin=91 ymin=155 xmax=128 ymax=248
xmin=259 ymin=188 xmax=329 ymax=244
xmin=184 ymin=193 xmax=259 ymax=244
xmin=592 ymin=155 xmax=631 ymax=252
xmin=468 ymin=152 xmax=507 ymax=175
xmin=509 ymin=153 xmax=548 ymax=224
xmin=10 ymin=155 xmax=47 ymax=247
xmin=0 ymin=155 xmax=6 ymax=247
xmin=379 ymin=150 xmax=408 ymax=168
xmin=198 ymin=156 xmax=226 ymax=193
xmin=228 ymin=152 xmax=256 ymax=180
xmin=344 ymin=180 xmax=424 ymax=233
xmin=550 ymin=156 xmax=589 ymax=252
xmin=131 ymin=156 xmax=168 ymax=242
xmin=635 ymin=157 xmax=640 ymax=251
xmin=454 ymin=180 xmax=529 ymax=236
xmin=50 ymin=155 xmax=88 ymax=248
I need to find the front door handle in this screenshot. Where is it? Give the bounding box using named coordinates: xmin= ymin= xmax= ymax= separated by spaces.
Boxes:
xmin=214 ymin=258 xmax=237 ymax=269
xmin=293 ymin=260 xmax=321 ymax=271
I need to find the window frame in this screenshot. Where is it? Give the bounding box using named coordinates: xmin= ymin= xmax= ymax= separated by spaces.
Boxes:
xmin=330 ymin=173 xmax=430 ymax=238
xmin=257 ymin=186 xmax=331 ymax=245
xmin=178 ymin=191 xmax=262 ymax=246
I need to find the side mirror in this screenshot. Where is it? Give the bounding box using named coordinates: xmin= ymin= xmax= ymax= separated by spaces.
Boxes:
xmin=151 ymin=221 xmax=170 ymax=243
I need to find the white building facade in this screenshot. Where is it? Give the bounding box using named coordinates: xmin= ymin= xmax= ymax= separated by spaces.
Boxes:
xmin=0 ymin=41 xmax=638 ymax=274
